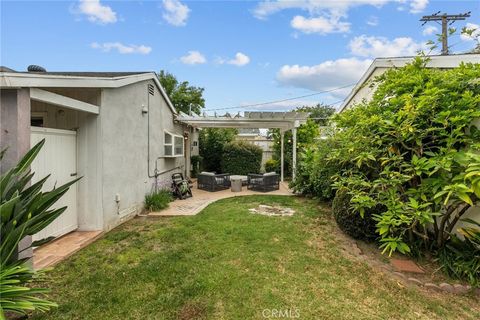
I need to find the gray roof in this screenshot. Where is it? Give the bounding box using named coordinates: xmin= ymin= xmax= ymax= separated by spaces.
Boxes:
xmin=16 ymin=71 xmax=152 ymax=78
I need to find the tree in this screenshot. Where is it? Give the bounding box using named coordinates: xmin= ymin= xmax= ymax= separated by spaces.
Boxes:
xmin=157 ymin=70 xmax=205 ymax=115
xmin=297 ymin=103 xmax=335 ymax=125
xmin=199 ymin=128 xmax=237 ymax=173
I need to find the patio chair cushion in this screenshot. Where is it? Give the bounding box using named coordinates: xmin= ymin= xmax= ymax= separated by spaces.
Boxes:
xmin=200 ymin=171 xmax=215 ymax=176
xmin=215 ymin=177 xmax=225 ymax=184
xmin=264 ymin=172 xmax=277 ymax=176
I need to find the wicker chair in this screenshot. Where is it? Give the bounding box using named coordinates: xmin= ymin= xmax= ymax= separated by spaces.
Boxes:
xmin=247 ymin=172 xmax=280 ymax=192
xmin=197 ymin=172 xmax=231 ymax=192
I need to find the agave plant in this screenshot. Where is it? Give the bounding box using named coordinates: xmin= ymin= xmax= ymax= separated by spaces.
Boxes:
xmin=0 ymin=139 xmax=80 ymax=318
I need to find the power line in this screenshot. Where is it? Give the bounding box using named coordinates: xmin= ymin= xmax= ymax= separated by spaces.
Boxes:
xmin=204 ymin=83 xmax=355 ymax=111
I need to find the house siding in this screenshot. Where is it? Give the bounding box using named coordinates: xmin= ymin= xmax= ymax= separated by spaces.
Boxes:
xmin=100 ymin=79 xmax=185 ymax=230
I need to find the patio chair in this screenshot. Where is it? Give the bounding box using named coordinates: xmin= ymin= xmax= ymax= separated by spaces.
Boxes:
xmin=247 ymin=172 xmax=280 ymax=192
xmin=197 ymin=172 xmax=231 ymax=192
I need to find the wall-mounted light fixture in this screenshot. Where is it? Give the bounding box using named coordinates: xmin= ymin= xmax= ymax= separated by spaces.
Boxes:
xmin=141 ymin=104 xmax=148 ymax=115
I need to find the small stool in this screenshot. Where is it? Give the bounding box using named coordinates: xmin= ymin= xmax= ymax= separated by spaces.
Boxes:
xmin=231 ymin=178 xmax=242 ymax=192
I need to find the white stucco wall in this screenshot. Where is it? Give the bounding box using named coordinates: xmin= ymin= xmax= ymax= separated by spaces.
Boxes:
xmin=342 ymin=67 xmax=387 ymax=111
xmin=100 ymin=79 xmax=185 ymax=230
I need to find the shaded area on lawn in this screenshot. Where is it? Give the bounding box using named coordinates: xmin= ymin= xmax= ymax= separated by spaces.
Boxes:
xmin=33 ymin=196 xmax=479 ymax=320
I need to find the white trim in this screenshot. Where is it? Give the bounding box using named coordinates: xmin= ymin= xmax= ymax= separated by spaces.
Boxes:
xmin=338 ymin=54 xmax=480 ymax=112
xmin=0 ymin=72 xmax=178 ymax=115
xmin=30 ymin=88 xmax=99 ymax=114
xmin=164 ymin=130 xmax=184 ymax=157
xmin=31 ymin=126 xmax=77 ymax=135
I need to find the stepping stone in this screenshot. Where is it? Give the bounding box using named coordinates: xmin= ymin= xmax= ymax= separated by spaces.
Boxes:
xmin=424 ymin=283 xmax=442 ymax=292
xmin=390 ymin=259 xmax=425 ymax=274
xmin=407 ymin=277 xmax=423 ymax=286
xmin=439 ymin=283 xmax=455 ymax=293
xmin=453 ymin=284 xmax=469 ymax=294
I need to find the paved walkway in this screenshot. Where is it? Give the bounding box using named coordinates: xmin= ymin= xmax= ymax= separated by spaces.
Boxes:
xmin=33 ymin=231 xmax=103 ymax=270
xmin=148 ymin=181 xmax=293 ymax=217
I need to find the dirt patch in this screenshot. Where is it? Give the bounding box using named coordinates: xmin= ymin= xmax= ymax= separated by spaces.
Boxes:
xmin=178 ymin=302 xmax=207 ymax=320
xmin=249 ymin=205 xmax=295 ymax=216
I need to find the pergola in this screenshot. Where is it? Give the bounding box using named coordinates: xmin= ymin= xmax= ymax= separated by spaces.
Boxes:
xmin=176 ymin=111 xmax=310 ymax=181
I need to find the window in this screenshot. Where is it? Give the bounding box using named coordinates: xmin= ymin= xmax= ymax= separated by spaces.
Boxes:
xmin=31 ymin=112 xmax=46 ymax=127
xmin=164 ymin=131 xmax=184 ymax=157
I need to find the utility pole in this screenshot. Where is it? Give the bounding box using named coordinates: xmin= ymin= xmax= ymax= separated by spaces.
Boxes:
xmin=420 ymin=11 xmax=471 ymax=55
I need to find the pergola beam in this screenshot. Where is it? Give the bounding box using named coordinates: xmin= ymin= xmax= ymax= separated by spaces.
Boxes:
xmin=176 ymin=111 xmax=310 ymax=181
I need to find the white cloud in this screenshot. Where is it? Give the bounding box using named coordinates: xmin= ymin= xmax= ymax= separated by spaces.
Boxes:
xmin=422 ymin=25 xmax=438 ymax=36
xmin=366 ymin=16 xmax=379 ymax=26
xmin=228 ymin=52 xmax=250 ymax=66
xmin=77 ymin=0 xmax=117 ymax=24
xmin=349 ymin=35 xmax=424 ymax=58
xmin=253 ymin=1 xmax=389 ymax=19
xmin=291 ymin=15 xmax=350 ymax=34
xmin=162 ymin=0 xmax=190 ymax=26
xmin=460 ymin=23 xmax=480 ymax=41
xmin=408 ymin=0 xmax=429 ymax=13
xmin=216 ymin=52 xmax=251 ymax=66
xmin=253 ymin=1 xmax=390 ymax=36
xmin=180 ymin=51 xmax=207 ymax=65
xmin=276 ymin=58 xmax=372 ymax=96
xmin=91 ymin=42 xmax=152 ymax=54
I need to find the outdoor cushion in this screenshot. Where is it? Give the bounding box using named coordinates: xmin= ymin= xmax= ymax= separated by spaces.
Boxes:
xmin=200 ymin=171 xmax=215 ymax=176
xmin=264 ymin=172 xmax=277 ymax=176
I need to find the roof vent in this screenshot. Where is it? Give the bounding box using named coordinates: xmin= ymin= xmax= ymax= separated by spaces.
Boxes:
xmin=27 ymin=65 xmax=47 ymax=72
xmin=0 ymin=66 xmax=16 ymax=72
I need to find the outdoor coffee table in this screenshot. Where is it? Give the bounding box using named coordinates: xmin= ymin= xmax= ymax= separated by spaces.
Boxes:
xmin=230 ymin=175 xmax=248 ymax=192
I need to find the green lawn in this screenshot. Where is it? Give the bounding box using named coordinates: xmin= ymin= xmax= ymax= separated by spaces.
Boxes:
xmin=33 ymin=196 xmax=479 ymax=320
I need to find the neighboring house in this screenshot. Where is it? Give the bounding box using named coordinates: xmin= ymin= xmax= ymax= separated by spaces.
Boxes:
xmin=339 ymin=54 xmax=480 ymax=112
xmin=338 ymin=53 xmax=480 ymax=230
xmin=236 ymin=128 xmax=274 ymax=171
xmin=0 ymin=66 xmax=198 ymax=241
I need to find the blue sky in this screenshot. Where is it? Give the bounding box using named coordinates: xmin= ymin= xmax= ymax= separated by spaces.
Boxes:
xmin=1 ymin=0 xmax=479 ymax=112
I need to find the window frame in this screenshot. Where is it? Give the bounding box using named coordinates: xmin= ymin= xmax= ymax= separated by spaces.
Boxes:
xmin=164 ymin=130 xmax=184 ymax=157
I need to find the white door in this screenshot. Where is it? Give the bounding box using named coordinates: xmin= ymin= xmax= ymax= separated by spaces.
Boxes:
xmin=31 ymin=127 xmax=78 ymax=241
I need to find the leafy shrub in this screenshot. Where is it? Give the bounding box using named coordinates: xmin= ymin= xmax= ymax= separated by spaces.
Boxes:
xmin=199 ymin=128 xmax=237 ymax=173
xmin=290 ymin=136 xmax=340 ymax=201
xmin=332 ymin=189 xmax=379 ymax=241
xmin=330 ymin=59 xmax=480 ymax=255
xmin=221 ymin=141 xmax=262 ymax=175
xmin=1 ymin=140 xmax=79 ymax=317
xmin=438 ymin=219 xmax=480 ymax=286
xmin=145 ymin=189 xmax=173 ymax=211
xmin=269 ymin=104 xmax=335 ymax=177
xmin=264 ymin=159 xmax=279 ymax=173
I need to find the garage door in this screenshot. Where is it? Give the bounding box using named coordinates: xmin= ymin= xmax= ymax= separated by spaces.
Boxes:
xmin=31 ymin=127 xmax=78 ymax=241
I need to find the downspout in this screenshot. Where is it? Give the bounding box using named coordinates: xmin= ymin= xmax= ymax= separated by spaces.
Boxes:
xmin=146 ymin=84 xmax=159 ymax=190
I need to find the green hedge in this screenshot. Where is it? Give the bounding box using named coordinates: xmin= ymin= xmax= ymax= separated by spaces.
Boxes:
xmin=221 ymin=141 xmax=262 ymax=175
xmin=332 ymin=189 xmax=380 ymax=242
xmin=264 ymin=159 xmax=279 ymax=173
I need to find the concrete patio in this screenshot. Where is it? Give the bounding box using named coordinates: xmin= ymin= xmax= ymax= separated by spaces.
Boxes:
xmin=148 ymin=181 xmax=293 ymax=217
